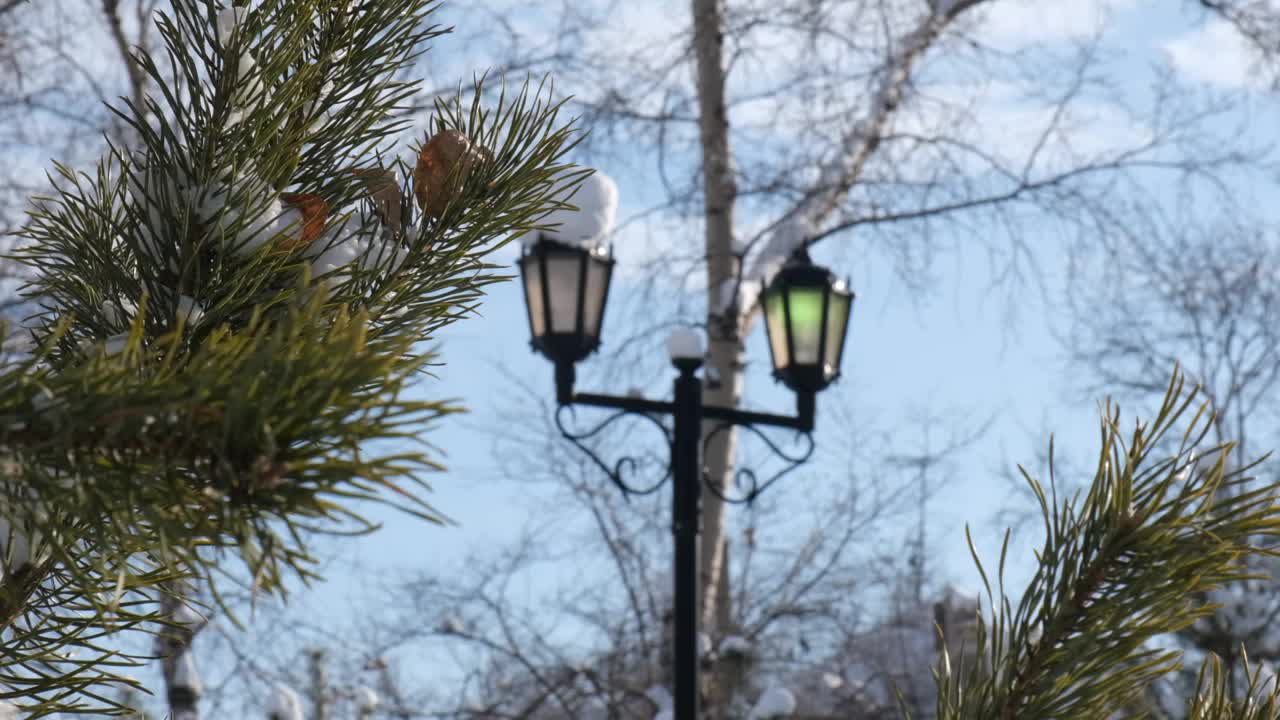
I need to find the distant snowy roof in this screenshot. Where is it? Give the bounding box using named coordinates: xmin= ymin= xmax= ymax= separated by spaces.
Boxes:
xmin=786 ymin=586 xmax=982 ymax=719
xmin=1200 ymin=556 xmax=1280 ymax=657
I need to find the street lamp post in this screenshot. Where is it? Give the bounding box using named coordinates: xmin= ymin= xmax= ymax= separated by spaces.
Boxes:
xmin=518 ymin=236 xmax=854 ymax=720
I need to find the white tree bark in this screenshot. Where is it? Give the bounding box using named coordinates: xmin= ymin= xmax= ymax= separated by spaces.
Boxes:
xmin=157 ymin=581 xmax=204 ymax=720
xmin=309 ymin=649 xmax=330 ymax=720
xmin=690 ymin=0 xmax=739 ymax=639
xmin=691 ymin=1 xmax=991 ymax=714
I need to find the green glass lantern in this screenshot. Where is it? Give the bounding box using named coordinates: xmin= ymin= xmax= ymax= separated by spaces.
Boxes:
xmin=761 ymin=251 xmax=854 ymax=393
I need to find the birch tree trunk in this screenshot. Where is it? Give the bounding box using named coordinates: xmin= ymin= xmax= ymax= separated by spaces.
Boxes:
xmin=157 ymin=581 xmax=203 ymax=720
xmin=690 ymin=1 xmax=993 ymax=714
xmin=309 ymin=649 xmax=330 ymax=720
xmin=691 ymin=0 xmax=743 ymax=714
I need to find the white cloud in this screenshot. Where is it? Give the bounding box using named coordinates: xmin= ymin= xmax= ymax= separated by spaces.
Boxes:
xmin=976 ymin=0 xmax=1137 ymax=50
xmin=892 ymin=80 xmax=1152 ymax=177
xmin=1164 ymin=19 xmax=1266 ymax=89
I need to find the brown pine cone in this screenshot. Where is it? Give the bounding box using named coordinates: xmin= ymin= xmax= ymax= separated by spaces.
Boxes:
xmin=412 ymin=129 xmax=491 ymax=218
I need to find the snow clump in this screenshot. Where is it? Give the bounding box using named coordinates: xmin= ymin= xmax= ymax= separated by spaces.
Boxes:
xmin=268 ymin=683 xmax=304 ymax=720
xmin=527 ymin=168 xmax=618 ymax=248
xmin=720 ymin=634 xmax=752 ymax=656
xmin=355 ymin=686 xmax=379 ymax=714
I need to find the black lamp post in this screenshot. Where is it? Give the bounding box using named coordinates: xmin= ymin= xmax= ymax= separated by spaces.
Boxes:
xmin=519 ymin=235 xmax=853 ymax=720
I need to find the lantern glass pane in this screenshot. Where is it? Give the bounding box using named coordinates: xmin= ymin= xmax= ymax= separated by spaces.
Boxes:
xmin=764 ymin=291 xmax=789 ymax=370
xmin=823 ymin=292 xmax=851 ymax=378
xmin=545 ymin=254 xmax=583 ymax=333
xmin=583 ymin=258 xmax=609 ymax=338
xmin=787 ymin=287 xmax=826 ymax=365
xmin=521 ymin=258 xmax=546 ymax=338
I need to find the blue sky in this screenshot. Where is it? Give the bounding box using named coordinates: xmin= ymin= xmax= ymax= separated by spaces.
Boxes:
xmin=316 ymin=0 xmax=1280 ymax=607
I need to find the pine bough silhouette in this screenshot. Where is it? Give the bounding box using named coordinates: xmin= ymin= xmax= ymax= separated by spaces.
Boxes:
xmin=0 ymin=0 xmax=578 ymax=714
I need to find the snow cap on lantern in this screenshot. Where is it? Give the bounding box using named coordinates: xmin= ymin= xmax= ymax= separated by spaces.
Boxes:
xmin=528 ymin=167 xmax=619 ymax=249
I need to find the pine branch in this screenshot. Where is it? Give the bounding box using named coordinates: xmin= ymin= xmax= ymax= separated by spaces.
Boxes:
xmin=0 ymin=0 xmax=579 ymax=712
xmin=933 ymin=368 xmax=1280 ymax=719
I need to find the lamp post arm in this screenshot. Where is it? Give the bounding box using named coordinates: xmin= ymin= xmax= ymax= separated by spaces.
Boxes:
xmin=703 ymin=389 xmax=816 ymax=432
xmin=702 ymin=396 xmax=814 ymax=432
xmin=565 ymin=393 xmax=813 ymax=432
xmin=558 ymin=369 xmax=814 ymax=432
xmin=569 ymin=392 xmax=677 ymax=416
xmin=556 ymin=360 xmax=677 ymax=415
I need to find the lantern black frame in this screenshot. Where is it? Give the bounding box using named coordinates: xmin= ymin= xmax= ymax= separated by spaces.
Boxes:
xmin=518 ymin=235 xmax=616 ymax=369
xmin=761 ymin=250 xmax=854 ymax=395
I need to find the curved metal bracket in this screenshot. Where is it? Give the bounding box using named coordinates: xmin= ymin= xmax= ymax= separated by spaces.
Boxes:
xmin=701 ymin=422 xmax=815 ymax=505
xmin=554 ymin=404 xmax=673 ymax=498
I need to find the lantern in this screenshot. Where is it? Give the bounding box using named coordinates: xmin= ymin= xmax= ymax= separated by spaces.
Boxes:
xmin=519 ymin=235 xmax=615 ymax=365
xmin=761 ymin=251 xmax=854 ymax=394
